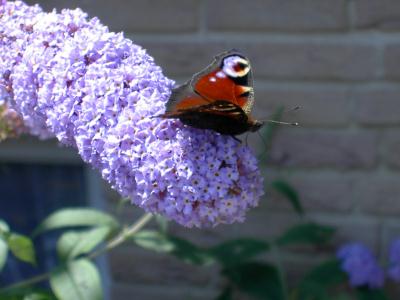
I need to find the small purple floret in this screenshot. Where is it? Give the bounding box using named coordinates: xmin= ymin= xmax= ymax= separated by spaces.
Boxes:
xmin=337 ymin=243 xmax=384 ymax=289
xmin=0 ymin=1 xmax=264 ymax=227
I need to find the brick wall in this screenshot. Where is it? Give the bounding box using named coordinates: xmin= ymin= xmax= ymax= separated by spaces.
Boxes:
xmin=25 ymin=0 xmax=400 ymax=298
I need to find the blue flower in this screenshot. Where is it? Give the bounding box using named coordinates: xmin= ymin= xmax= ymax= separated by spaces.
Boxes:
xmin=337 ymin=243 xmax=384 ymax=289
xmin=387 ymin=238 xmax=400 ymax=282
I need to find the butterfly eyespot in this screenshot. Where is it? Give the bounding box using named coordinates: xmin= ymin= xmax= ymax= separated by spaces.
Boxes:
xmin=222 ymin=55 xmax=250 ymax=78
xmin=237 ymin=62 xmax=248 ymax=70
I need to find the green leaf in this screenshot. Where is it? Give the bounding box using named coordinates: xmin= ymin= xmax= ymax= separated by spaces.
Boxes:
xmin=0 ymin=289 xmax=55 ymax=300
xmin=50 ymin=259 xmax=103 ymax=300
xmin=131 ymin=230 xmax=175 ymax=252
xmin=0 ymin=238 xmax=8 ymax=271
xmin=8 ymin=233 xmax=36 ymax=265
xmin=222 ymin=262 xmax=285 ymax=300
xmin=132 ymin=230 xmax=213 ymax=265
xmin=168 ymin=236 xmax=214 ymax=265
xmin=209 ymin=239 xmax=269 ymax=267
xmin=297 ymin=259 xmax=347 ymax=300
xmin=276 ymin=222 xmax=335 ymax=247
xmin=57 ymin=226 xmax=111 ymax=261
xmin=271 ymin=180 xmax=304 ymax=215
xmin=24 ymin=292 xmax=56 ymax=300
xmin=303 ymin=260 xmax=345 ymax=286
xmin=292 ymin=283 xmax=330 ymax=300
xmin=0 ymin=220 xmax=10 ymax=236
xmin=356 ymin=288 xmax=389 ymax=300
xmin=333 ymin=294 xmax=354 ymax=300
xmin=215 ymin=286 xmax=233 ymax=300
xmin=34 ymin=208 xmax=119 ymax=236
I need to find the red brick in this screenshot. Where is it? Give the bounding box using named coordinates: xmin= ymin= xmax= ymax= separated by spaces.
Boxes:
xmin=27 ymin=0 xmax=199 ymax=33
xmin=353 ymin=0 xmax=400 ymax=29
xmin=207 ymin=0 xmax=348 ymax=32
xmin=384 ymin=44 xmax=400 ymax=79
xmin=311 ymin=215 xmax=380 ymax=251
xmin=381 ymin=221 xmax=400 ymax=257
xmin=111 ymin=283 xmax=218 ymax=300
xmin=109 ymin=246 xmax=217 ymax=286
xmin=380 ymin=221 xmax=400 ymax=264
xmin=355 ymin=176 xmax=400 ymax=216
xmin=382 ymin=130 xmax=400 ymax=169
xmin=154 ymin=210 xmax=296 ymax=246
xmin=139 ymin=40 xmax=380 ymax=81
xmin=266 ymin=129 xmax=378 ymax=169
xmin=265 ymin=173 xmax=354 ymax=213
xmin=255 ymin=86 xmax=351 ymax=127
xmin=224 ymin=211 xmax=300 ymax=240
xmin=353 ymin=88 xmax=400 ymax=125
xmin=168 ymin=209 xmax=301 ymax=247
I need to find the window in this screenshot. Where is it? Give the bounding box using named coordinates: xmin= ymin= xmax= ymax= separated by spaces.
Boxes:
xmin=0 ymin=137 xmax=110 ymax=298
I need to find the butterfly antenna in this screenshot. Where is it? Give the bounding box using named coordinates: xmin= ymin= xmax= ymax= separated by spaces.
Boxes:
xmin=259 ymin=106 xmax=300 ymax=126
xmin=265 ymin=120 xmax=299 ymax=126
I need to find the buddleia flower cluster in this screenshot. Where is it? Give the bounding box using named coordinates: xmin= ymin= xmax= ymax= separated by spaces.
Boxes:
xmin=0 ymin=1 xmax=264 ymax=227
xmin=337 ymin=239 xmax=400 ymax=289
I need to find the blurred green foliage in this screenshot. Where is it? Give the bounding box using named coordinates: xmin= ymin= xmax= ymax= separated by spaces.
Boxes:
xmin=0 ymin=108 xmax=391 ymax=300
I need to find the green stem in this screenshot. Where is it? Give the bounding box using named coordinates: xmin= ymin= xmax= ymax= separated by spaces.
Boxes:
xmin=0 ymin=272 xmax=50 ymax=293
xmin=270 ymin=242 xmax=289 ymax=300
xmin=0 ymin=212 xmax=153 ymax=293
xmin=89 ymin=212 xmax=153 ymax=259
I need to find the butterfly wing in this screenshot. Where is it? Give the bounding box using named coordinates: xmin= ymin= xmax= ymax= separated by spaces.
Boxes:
xmin=163 ymin=81 xmax=212 ymax=117
xmin=239 ymin=60 xmax=254 ymax=115
xmin=159 ymin=50 xmax=261 ymax=135
xmin=190 ymin=50 xmax=255 ymax=115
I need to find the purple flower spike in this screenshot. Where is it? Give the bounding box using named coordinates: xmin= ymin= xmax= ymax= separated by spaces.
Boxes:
xmin=337 ymin=243 xmax=385 ymax=289
xmin=388 ymin=238 xmax=400 ymax=282
xmin=0 ymin=1 xmax=264 ymax=227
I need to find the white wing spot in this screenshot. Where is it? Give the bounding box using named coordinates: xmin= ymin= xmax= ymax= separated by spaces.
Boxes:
xmin=216 ymin=71 xmax=226 ymax=78
xmin=209 ymin=77 xmax=217 ymax=82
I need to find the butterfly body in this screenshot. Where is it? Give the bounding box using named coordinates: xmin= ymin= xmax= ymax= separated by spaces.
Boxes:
xmin=158 ymin=50 xmax=263 ymax=136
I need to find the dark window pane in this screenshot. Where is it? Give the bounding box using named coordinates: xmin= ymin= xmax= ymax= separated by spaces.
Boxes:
xmin=0 ymin=163 xmax=87 ymax=285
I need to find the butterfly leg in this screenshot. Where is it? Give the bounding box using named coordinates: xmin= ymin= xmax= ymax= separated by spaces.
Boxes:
xmin=231 ymin=135 xmax=242 ymax=143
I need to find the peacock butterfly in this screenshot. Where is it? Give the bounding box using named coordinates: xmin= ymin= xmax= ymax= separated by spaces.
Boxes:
xmin=157 ymin=50 xmax=264 ymax=136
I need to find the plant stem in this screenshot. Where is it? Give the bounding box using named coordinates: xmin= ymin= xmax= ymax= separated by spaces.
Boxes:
xmin=0 ymin=212 xmax=153 ymax=293
xmin=0 ymin=272 xmax=50 ymax=293
xmin=270 ymin=242 xmax=289 ymax=300
xmin=89 ymin=212 xmax=153 ymax=259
